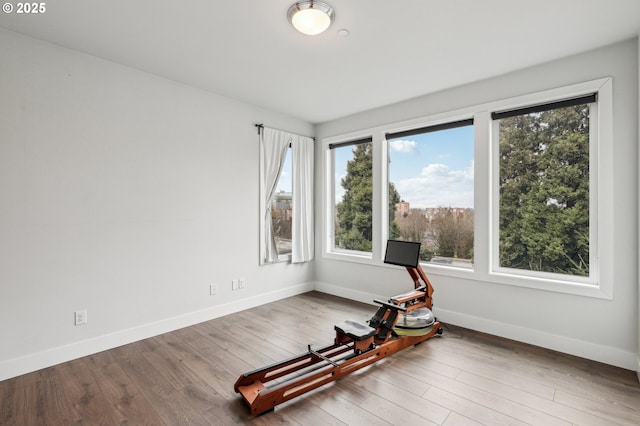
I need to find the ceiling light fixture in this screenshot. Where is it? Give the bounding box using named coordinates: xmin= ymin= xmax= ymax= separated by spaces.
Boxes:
xmin=288 ymin=1 xmax=335 ymax=36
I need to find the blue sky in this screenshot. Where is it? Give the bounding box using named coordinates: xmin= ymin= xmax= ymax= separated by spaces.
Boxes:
xmin=333 ymin=126 xmax=474 ymax=208
xmin=278 ymin=125 xmax=474 ymax=209
xmin=275 ymin=149 xmax=292 ymax=193
xmin=388 ymin=126 xmax=474 ymax=208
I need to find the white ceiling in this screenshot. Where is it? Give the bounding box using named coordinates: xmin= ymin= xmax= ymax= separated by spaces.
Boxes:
xmin=1 ymin=0 xmax=639 ymax=124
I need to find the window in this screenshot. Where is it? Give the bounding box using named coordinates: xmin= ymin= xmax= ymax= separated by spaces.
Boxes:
xmin=492 ymin=95 xmax=596 ymax=279
xmin=259 ymin=126 xmax=314 ymax=264
xmin=323 ymin=78 xmax=612 ymax=297
xmin=386 ymin=120 xmax=474 ymax=268
xmin=330 ymin=137 xmax=374 ymax=254
xmin=272 ymin=147 xmax=292 ymax=256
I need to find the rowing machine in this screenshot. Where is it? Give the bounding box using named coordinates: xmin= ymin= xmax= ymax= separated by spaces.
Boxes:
xmin=234 ymin=240 xmax=442 ymax=416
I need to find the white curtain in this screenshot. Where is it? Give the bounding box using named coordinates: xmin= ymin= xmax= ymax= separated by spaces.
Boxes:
xmin=260 ymin=128 xmax=290 ymax=264
xmin=291 ymin=135 xmax=314 ymax=263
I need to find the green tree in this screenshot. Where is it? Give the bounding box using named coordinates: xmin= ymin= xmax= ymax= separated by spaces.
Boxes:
xmin=388 ymin=184 xmax=401 ymax=240
xmin=335 ymin=143 xmax=401 ymax=250
xmin=499 ymin=104 xmax=590 ymax=275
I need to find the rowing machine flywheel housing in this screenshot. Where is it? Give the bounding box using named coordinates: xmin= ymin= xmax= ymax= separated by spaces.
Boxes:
xmin=393 ymin=307 xmax=435 ymax=336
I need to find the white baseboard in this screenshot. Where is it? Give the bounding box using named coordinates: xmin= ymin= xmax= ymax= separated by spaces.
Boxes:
xmin=313 ymin=281 xmax=383 ymax=306
xmin=435 ymin=307 xmax=637 ymax=371
xmin=314 ymin=281 xmax=637 ymax=371
xmin=0 ymin=282 xmax=314 ymax=382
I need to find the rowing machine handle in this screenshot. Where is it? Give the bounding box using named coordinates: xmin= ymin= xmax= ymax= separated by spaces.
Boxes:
xmin=373 ymin=299 xmax=407 ymax=312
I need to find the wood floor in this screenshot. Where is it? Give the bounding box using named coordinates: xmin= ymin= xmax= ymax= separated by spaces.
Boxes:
xmin=1 ymin=291 xmax=639 ymax=425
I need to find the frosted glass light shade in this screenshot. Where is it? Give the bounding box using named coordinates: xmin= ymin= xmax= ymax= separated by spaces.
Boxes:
xmin=288 ymin=1 xmax=335 ymax=35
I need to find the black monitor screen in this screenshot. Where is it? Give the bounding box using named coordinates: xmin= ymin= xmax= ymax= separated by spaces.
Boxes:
xmin=384 ymin=240 xmax=421 ymax=268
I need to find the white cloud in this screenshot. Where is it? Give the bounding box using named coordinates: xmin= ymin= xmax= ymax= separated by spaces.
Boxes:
xmin=395 ymin=161 xmax=474 ymax=208
xmin=389 ymin=140 xmax=417 ymax=154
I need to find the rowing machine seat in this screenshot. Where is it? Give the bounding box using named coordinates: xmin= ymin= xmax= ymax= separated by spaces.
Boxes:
xmin=334 ymin=320 xmax=376 ymax=341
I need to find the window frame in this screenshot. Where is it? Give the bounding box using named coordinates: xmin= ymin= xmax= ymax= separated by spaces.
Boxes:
xmin=486 ymin=78 xmax=612 ymax=298
xmin=490 ymin=96 xmax=596 ymax=284
xmin=385 ymin=118 xmax=476 ymax=269
xmin=322 ymin=77 xmax=613 ymax=299
xmin=259 ymin=127 xmax=315 ymax=265
xmin=324 ymin=134 xmax=376 ymax=262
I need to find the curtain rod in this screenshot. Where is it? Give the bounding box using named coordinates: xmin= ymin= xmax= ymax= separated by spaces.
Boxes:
xmin=254 ymin=123 xmax=315 ymax=141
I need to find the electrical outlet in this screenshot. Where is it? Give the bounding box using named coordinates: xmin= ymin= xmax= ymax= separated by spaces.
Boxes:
xmin=238 ymin=278 xmax=245 ymax=289
xmin=210 ymin=284 xmax=217 ymax=295
xmin=232 ymin=279 xmax=238 ymax=291
xmin=74 ymin=310 xmax=87 ymax=326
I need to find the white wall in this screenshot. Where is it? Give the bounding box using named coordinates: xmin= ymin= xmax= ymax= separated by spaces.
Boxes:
xmin=0 ymin=29 xmax=314 ymax=381
xmin=315 ymin=38 xmax=639 ymax=370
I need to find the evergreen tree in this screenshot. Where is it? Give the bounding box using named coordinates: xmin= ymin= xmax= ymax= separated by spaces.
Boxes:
xmin=335 ymin=143 xmax=401 ymax=250
xmin=388 ymin=183 xmax=401 ymax=240
xmin=499 ymin=104 xmax=590 ymax=275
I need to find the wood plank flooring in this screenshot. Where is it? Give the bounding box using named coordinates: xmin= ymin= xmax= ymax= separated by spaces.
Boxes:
xmin=1 ymin=291 xmax=639 ymax=425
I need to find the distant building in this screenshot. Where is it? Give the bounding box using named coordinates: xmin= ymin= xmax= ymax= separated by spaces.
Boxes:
xmin=424 ymin=207 xmax=473 ymax=222
xmin=272 ymin=191 xmax=292 ymax=220
xmin=395 ymin=201 xmax=410 ymax=216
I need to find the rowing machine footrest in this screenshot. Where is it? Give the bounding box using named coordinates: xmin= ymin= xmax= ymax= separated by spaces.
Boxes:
xmin=334 ymin=320 xmax=376 ymax=341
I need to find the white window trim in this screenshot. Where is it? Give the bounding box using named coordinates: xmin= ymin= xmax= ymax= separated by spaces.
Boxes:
xmin=487 ymin=78 xmax=612 ymax=299
xmin=382 ymin=113 xmax=476 ymax=266
xmin=322 ymin=77 xmax=613 ymax=299
xmin=323 ymin=131 xmax=376 ymax=263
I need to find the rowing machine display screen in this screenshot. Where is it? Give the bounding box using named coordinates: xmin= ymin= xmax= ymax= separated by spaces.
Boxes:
xmin=384 ymin=240 xmax=421 ymax=268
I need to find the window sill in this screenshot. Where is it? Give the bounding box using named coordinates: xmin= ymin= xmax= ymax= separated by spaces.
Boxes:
xmin=485 ymin=270 xmax=610 ymax=299
xmin=323 ymin=250 xmax=374 ymax=265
